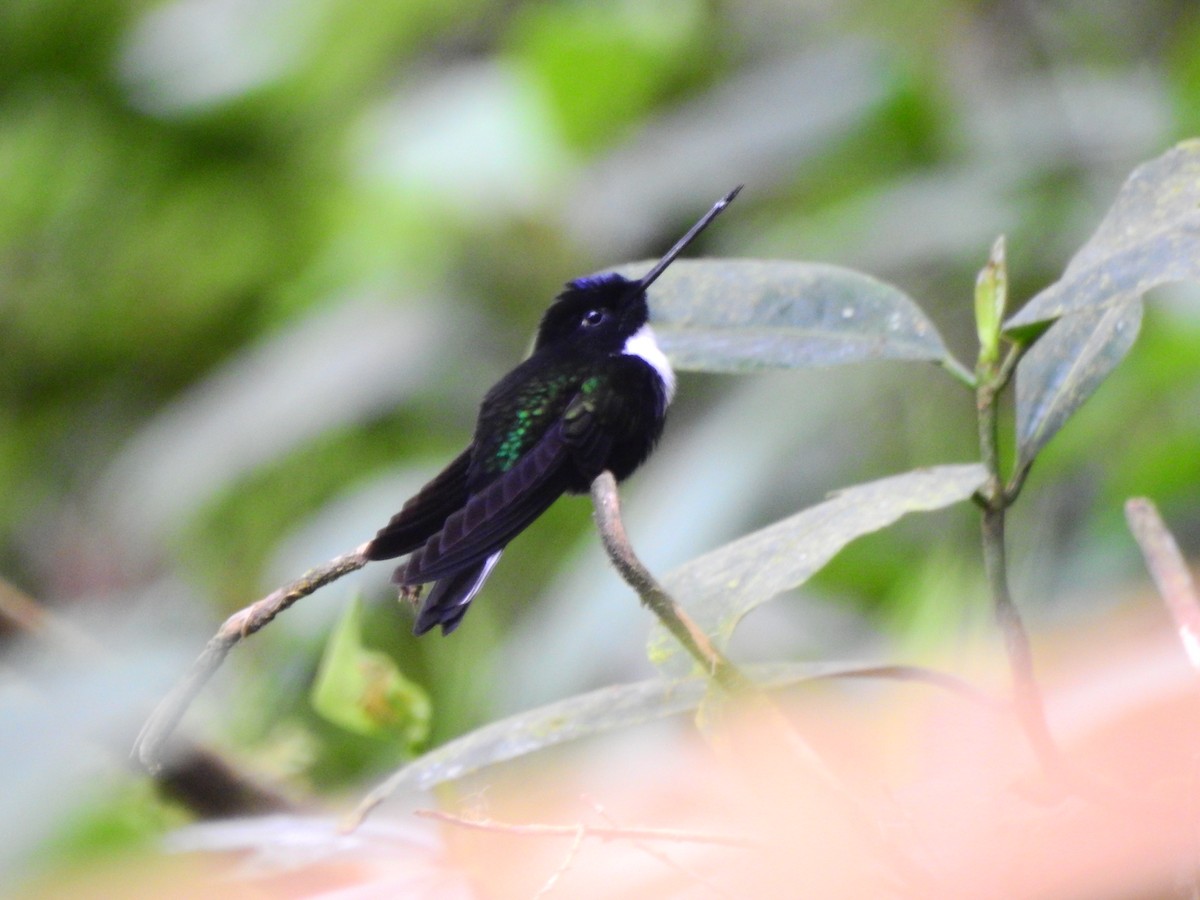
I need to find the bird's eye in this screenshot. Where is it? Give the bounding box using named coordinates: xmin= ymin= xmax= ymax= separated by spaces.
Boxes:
xmin=581 ymin=309 xmax=605 ymax=328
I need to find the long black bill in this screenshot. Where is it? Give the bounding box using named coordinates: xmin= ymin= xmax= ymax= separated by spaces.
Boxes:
xmin=635 ymin=185 xmax=743 ymax=292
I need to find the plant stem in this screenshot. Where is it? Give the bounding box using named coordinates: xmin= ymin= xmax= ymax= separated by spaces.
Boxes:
xmin=975 ymin=344 xmax=1070 ymax=783
xmin=978 ymin=495 xmax=1069 ymax=778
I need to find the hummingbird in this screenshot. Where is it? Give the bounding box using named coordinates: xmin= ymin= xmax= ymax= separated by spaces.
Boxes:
xmin=365 ymin=187 xmax=741 ymax=635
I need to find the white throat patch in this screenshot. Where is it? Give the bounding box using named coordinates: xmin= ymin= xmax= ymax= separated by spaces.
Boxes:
xmin=623 ymin=324 xmax=676 ymax=403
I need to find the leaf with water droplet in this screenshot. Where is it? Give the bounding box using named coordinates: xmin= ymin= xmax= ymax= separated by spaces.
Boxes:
xmin=613 ymin=259 xmax=950 ymax=372
xmin=647 ymin=464 xmax=988 ymax=676
xmin=1005 ymin=141 xmax=1200 ymax=467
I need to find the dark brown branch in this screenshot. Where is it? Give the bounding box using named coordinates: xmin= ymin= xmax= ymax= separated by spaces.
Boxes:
xmin=155 ymin=745 xmax=297 ymax=817
xmin=133 ymin=544 xmax=370 ymax=772
xmin=1126 ymin=498 xmax=1200 ymax=672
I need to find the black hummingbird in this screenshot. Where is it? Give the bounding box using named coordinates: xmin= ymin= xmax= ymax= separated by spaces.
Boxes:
xmin=365 ymin=186 xmax=741 ymax=635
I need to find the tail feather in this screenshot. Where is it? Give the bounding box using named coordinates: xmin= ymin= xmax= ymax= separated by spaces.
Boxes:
xmin=410 ymin=550 xmax=503 ymax=636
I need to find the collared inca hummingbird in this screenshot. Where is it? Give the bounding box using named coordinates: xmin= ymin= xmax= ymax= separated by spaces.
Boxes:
xmin=365 ymin=187 xmax=741 ymax=635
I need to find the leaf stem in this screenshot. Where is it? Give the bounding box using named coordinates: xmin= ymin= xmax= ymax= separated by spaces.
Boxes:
xmin=939 ymin=353 xmax=978 ymax=390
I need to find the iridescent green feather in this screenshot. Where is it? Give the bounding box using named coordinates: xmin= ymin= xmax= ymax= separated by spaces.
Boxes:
xmin=484 ymin=368 xmax=585 ymax=474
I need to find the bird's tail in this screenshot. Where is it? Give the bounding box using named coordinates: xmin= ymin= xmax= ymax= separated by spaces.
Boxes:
xmin=409 ymin=550 xmax=504 ymax=636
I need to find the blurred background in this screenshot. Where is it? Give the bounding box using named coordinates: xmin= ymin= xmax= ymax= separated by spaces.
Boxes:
xmin=4 ymin=0 xmax=1200 ymax=890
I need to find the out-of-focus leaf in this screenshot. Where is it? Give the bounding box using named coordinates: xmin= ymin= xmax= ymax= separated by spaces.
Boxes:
xmin=1005 ymin=140 xmax=1200 ymax=335
xmin=565 ymin=42 xmax=893 ymax=258
xmin=311 ymin=597 xmax=430 ymax=747
xmin=1014 ymin=301 xmax=1143 ymax=469
xmin=1006 ymin=141 xmax=1200 ymax=467
xmin=350 ymin=660 xmax=980 ymax=817
xmin=506 ymin=1 xmax=707 ymax=152
xmin=96 ymin=298 xmax=444 ymax=556
xmin=649 ymin=464 xmax=988 ymax=675
xmin=629 ymin=259 xmax=949 ymax=372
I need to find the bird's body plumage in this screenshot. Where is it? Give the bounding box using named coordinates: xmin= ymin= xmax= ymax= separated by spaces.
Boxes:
xmin=365 ymin=188 xmax=739 ymax=635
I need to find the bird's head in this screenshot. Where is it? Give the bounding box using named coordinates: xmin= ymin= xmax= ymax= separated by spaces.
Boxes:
xmin=532 ymin=185 xmax=742 ymax=356
xmin=533 ymin=273 xmax=648 ymax=355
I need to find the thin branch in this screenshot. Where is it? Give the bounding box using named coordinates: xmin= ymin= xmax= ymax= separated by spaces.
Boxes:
xmin=819 ymin=663 xmax=1006 ymax=712
xmin=533 ymin=824 xmax=587 ymax=900
xmin=589 ymin=472 xmax=751 ymax=694
xmin=414 ymin=808 xmax=759 ymax=849
xmin=133 ymin=544 xmax=370 ymax=772
xmin=1126 ymin=498 xmax=1200 ymax=673
xmin=581 ymin=794 xmax=739 ymax=900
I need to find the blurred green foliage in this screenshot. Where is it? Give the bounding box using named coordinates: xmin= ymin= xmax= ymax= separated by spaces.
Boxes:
xmin=311 ymin=596 xmax=430 ymax=745
xmin=507 ymin=0 xmax=715 ymax=151
xmin=4 ymin=0 xmax=1200 ymax=886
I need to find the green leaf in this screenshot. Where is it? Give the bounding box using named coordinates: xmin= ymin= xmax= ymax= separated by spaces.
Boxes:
xmin=357 ymin=677 xmax=706 ymax=805
xmin=1014 ymin=300 xmax=1143 ymax=469
xmin=1005 ymin=140 xmax=1200 ymax=333
xmin=1005 ymin=141 xmax=1200 ymax=467
xmin=311 ymin=597 xmax=431 ymax=748
xmin=622 ymin=259 xmax=950 ymax=372
xmin=350 ymin=660 xmax=981 ymax=817
xmin=649 ymin=464 xmax=988 ymax=675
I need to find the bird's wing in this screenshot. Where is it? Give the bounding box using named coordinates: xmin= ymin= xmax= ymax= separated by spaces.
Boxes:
xmin=364 ymin=447 xmax=472 ymax=561
xmin=400 ymin=393 xmax=610 ymax=583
